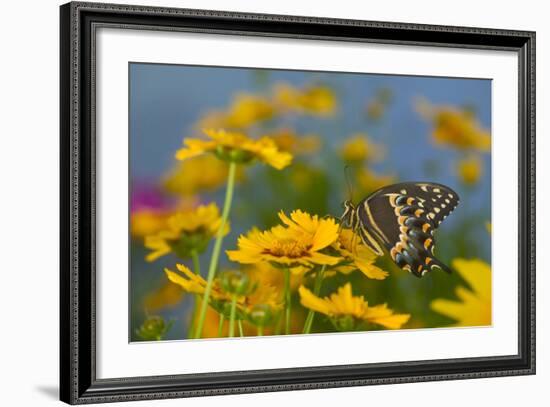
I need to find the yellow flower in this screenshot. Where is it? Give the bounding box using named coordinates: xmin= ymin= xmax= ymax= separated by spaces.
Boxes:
xmin=265 ymin=128 xmax=322 ymax=156
xmin=332 ymin=229 xmax=389 ymax=280
xmin=176 ymin=129 xmax=293 ymax=170
xmin=131 ymin=199 xmax=198 ymax=239
xmin=143 ymin=279 xmax=185 ymax=312
xmin=245 ymin=261 xmax=304 ymax=292
xmin=416 ymin=98 xmax=491 ymax=151
xmin=165 ymin=264 xmax=282 ymax=316
xmin=162 ymin=155 xmax=240 ymax=196
xmin=339 ymin=133 xmax=384 ymax=163
xmin=165 ymin=263 xmax=232 ymax=302
xmin=131 ymin=209 xmax=169 ymax=239
xmin=273 ymin=82 xmax=337 ymax=117
xmin=227 ymin=210 xmax=341 ymax=269
xmin=456 ymin=155 xmax=483 ymax=185
xmin=197 ymin=93 xmax=276 ymax=130
xmin=356 ymin=168 xmax=397 ymax=195
xmin=245 ymin=278 xmax=282 ymax=313
xmin=144 ymin=203 xmax=228 ymax=261
xmin=431 ymin=258 xmax=491 ymax=327
xmin=299 ymin=283 xmax=410 ymax=330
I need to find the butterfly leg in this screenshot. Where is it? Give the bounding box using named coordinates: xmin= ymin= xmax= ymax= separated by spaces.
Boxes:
xmin=350 ymin=226 xmax=359 ymax=257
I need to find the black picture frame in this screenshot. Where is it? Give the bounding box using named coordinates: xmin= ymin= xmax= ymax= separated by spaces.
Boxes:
xmin=60 ymin=1 xmax=536 ymax=404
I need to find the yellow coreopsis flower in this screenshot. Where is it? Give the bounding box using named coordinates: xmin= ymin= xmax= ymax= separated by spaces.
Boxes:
xmin=165 ymin=264 xmax=282 ymax=316
xmin=456 ymin=155 xmax=483 ymax=185
xmin=431 ymin=258 xmax=491 ymax=327
xmin=273 ymin=82 xmax=337 ymax=117
xmin=176 ymin=129 xmax=293 ymax=170
xmin=332 ymin=229 xmax=389 ymax=280
xmin=264 ymin=128 xmax=322 ymax=156
xmin=162 ymin=155 xmax=239 ymax=196
xmin=131 ymin=199 xmax=199 ymax=239
xmin=416 ymin=98 xmax=490 ymax=152
xmin=299 ymin=283 xmax=410 ymax=330
xmin=143 ymin=280 xmax=185 ymax=312
xmin=245 ymin=261 xmax=304 ymax=292
xmin=226 ymin=210 xmax=341 ymax=270
xmin=356 ymin=168 xmax=397 ymax=195
xmin=165 ymin=263 xmax=232 ymax=302
xmin=244 ymin=278 xmax=283 ymax=314
xmin=198 ymin=93 xmax=276 ymax=129
xmin=131 ymin=209 xmax=169 ymax=239
xmin=339 ymin=133 xmax=384 ymax=163
xmin=144 ymin=203 xmax=228 ymax=261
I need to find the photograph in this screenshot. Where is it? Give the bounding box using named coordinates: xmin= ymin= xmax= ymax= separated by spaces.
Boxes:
xmin=129 ymin=63 xmax=492 ymax=341
xmin=56 ymin=1 xmax=536 ymax=404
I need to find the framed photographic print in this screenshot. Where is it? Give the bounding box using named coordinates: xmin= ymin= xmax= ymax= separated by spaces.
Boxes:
xmin=60 ymin=1 xmax=536 ymax=404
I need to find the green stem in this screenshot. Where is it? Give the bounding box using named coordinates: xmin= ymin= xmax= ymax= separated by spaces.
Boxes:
xmin=284 ymin=268 xmax=291 ymax=335
xmin=194 ymin=162 xmax=237 ymax=339
xmin=257 ymin=326 xmax=264 ymax=336
xmin=228 ymin=294 xmax=238 ymax=338
xmin=191 ymin=250 xmax=201 ymax=275
xmin=187 ymin=250 xmax=201 ymax=339
xmin=302 ymin=265 xmax=326 ymax=334
xmin=217 ymin=313 xmax=225 ymax=337
xmin=238 ymin=319 xmax=244 ymax=337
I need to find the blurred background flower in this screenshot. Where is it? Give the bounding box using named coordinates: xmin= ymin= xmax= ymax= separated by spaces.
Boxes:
xmin=144 ymin=203 xmax=228 ymax=261
xmin=129 ymin=64 xmax=491 ymax=340
xmin=162 ymin=155 xmax=239 ymax=197
xmin=456 ymin=154 xmax=483 ymax=186
xmin=430 ymin=258 xmax=491 ymax=326
xmin=273 ymin=82 xmax=337 ymax=117
xmin=197 ymin=93 xmax=275 ymax=130
xmin=339 ymin=133 xmax=384 ymax=164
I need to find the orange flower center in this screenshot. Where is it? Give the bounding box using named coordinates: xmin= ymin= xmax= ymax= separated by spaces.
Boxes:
xmin=265 ymin=239 xmax=311 ymax=259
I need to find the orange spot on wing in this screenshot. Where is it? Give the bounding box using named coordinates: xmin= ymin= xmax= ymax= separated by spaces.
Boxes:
xmin=424 ymin=238 xmax=432 ymax=250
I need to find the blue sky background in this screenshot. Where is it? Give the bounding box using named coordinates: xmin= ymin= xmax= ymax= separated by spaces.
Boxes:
xmin=129 ymin=63 xmax=491 ymax=194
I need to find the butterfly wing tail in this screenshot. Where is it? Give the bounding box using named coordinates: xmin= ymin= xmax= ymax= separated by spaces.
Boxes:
xmin=430 ymin=257 xmax=453 ymax=274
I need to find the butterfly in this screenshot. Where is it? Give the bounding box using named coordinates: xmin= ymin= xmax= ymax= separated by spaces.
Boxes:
xmin=340 ymin=182 xmax=460 ymax=277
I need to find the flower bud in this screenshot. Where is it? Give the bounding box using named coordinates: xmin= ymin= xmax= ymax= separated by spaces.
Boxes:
xmin=220 ymin=270 xmax=252 ymax=296
xmin=135 ymin=316 xmax=173 ymax=341
xmin=248 ymin=304 xmax=273 ymax=327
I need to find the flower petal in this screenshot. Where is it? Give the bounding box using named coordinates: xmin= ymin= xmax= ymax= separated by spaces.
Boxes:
xmin=354 ymin=258 xmax=389 ymax=280
xmin=298 ymin=285 xmax=331 ymax=316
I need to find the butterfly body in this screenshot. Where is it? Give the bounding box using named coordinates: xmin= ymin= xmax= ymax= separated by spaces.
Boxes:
xmin=340 ymin=182 xmax=459 ymax=277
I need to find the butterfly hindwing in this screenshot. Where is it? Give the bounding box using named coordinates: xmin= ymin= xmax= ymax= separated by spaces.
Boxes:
xmin=356 ymin=182 xmax=459 ymax=277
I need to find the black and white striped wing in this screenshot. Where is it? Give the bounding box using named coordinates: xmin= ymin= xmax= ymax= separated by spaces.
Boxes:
xmin=357 ymin=182 xmax=459 ymax=277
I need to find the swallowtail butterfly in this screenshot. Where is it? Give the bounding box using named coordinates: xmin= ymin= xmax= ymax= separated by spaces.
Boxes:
xmin=340 ymin=182 xmax=459 ymax=277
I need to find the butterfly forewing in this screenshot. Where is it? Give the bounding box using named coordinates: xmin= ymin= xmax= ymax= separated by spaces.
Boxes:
xmin=356 ymin=182 xmax=459 ymax=277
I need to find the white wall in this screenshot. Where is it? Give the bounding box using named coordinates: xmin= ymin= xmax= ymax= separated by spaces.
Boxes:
xmin=0 ymin=0 xmax=546 ymax=406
